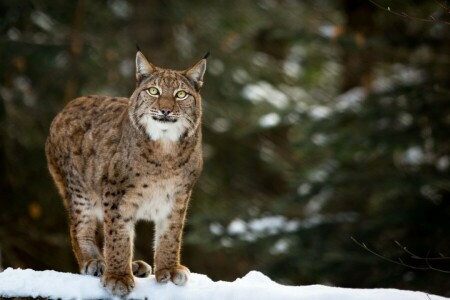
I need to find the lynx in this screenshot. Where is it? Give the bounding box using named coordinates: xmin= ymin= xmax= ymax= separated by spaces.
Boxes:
xmin=45 ymin=50 xmax=207 ymax=296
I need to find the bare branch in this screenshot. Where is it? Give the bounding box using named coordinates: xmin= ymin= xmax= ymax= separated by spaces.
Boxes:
xmin=351 ymin=237 xmax=450 ymax=273
xmin=367 ymin=0 xmax=450 ymax=25
xmin=433 ymin=0 xmax=449 ymax=10
xmin=424 ymin=250 xmax=450 ymax=274
xmin=351 ymin=237 xmax=429 ymax=270
xmin=394 ymin=240 xmax=450 ymax=260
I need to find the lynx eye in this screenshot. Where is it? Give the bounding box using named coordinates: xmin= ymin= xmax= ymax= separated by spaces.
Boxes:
xmin=175 ymin=90 xmax=188 ymax=100
xmin=146 ymin=87 xmax=160 ymax=96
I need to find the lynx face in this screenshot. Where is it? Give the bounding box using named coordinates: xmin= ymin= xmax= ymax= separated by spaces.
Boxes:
xmin=129 ymin=53 xmax=205 ymax=141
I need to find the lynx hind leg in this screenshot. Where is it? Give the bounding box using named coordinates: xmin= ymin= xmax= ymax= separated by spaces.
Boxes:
xmin=132 ymin=260 xmax=152 ymax=278
xmin=84 ymin=222 xmax=105 ymax=276
xmin=68 ymin=193 xmax=105 ymax=276
xmin=155 ymin=265 xmax=190 ymax=285
xmin=83 ymin=258 xmax=106 ymax=277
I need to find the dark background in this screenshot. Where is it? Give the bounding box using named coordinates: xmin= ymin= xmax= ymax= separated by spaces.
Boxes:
xmin=1 ymin=0 xmax=449 ymax=296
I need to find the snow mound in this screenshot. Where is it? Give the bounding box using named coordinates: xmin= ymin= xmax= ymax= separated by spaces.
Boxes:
xmin=0 ymin=268 xmax=447 ymax=300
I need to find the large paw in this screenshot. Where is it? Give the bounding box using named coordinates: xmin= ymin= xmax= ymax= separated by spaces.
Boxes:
xmin=100 ymin=273 xmax=135 ymax=297
xmin=82 ymin=259 xmax=105 ymax=277
xmin=132 ymin=260 xmax=152 ymax=278
xmin=155 ymin=265 xmax=190 ymax=286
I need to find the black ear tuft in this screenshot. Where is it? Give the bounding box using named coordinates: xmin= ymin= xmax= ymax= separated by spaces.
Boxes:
xmin=203 ymin=51 xmax=210 ymax=60
xmin=136 ymin=43 xmax=141 ymax=52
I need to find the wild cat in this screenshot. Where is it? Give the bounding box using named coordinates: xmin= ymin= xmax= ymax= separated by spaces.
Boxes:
xmin=45 ymin=50 xmax=207 ymax=296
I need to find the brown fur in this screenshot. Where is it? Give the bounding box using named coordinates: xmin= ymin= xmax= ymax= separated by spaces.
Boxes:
xmin=45 ymin=51 xmax=206 ymax=296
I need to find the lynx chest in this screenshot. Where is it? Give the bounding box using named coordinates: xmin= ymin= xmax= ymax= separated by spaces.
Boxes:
xmin=129 ymin=176 xmax=184 ymax=222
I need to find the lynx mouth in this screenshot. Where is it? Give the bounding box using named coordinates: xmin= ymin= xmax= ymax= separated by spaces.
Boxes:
xmin=152 ymin=116 xmax=177 ymax=123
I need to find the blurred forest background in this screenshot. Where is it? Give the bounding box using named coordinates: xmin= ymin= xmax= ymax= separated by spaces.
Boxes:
xmin=1 ymin=0 xmax=449 ymax=296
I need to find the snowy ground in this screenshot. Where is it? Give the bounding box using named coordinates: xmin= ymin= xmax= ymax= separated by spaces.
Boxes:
xmin=0 ymin=268 xmax=447 ymax=300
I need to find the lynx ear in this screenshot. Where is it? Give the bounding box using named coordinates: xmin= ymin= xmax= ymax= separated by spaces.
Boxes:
xmin=184 ymin=53 xmax=208 ymax=91
xmin=136 ymin=51 xmax=155 ymax=83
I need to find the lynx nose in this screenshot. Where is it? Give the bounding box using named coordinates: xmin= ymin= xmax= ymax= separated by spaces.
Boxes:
xmin=160 ymin=108 xmax=171 ymax=116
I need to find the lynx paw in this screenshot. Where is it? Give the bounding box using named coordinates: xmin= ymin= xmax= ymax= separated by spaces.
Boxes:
xmin=101 ymin=273 xmax=135 ymax=297
xmin=155 ymin=265 xmax=190 ymax=286
xmin=132 ymin=260 xmax=152 ymax=278
xmin=82 ymin=259 xmax=105 ymax=277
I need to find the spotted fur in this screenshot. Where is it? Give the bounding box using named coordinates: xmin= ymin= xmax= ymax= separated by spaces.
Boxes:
xmin=45 ymin=51 xmax=206 ymax=296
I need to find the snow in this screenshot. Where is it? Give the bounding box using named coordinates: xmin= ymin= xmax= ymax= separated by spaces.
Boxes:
xmin=226 ymin=216 xmax=300 ymax=242
xmin=259 ymin=113 xmax=281 ymax=128
xmin=242 ymin=81 xmax=289 ymax=109
xmin=0 ymin=268 xmax=447 ymax=300
xmin=402 ymin=146 xmax=425 ymax=165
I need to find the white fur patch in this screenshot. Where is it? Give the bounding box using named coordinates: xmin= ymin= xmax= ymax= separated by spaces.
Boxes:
xmin=132 ymin=178 xmax=180 ymax=250
xmin=134 ymin=178 xmax=176 ymax=222
xmin=142 ymin=115 xmax=188 ymax=142
xmin=92 ymin=206 xmax=104 ymax=221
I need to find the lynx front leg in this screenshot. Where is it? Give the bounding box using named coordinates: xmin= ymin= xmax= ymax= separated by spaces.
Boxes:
xmin=154 ymin=196 xmax=190 ymax=286
xmin=101 ymin=202 xmax=135 ymax=296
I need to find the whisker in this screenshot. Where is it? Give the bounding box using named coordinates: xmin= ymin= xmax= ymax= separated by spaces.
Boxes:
xmin=178 ymin=116 xmax=197 ymax=133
